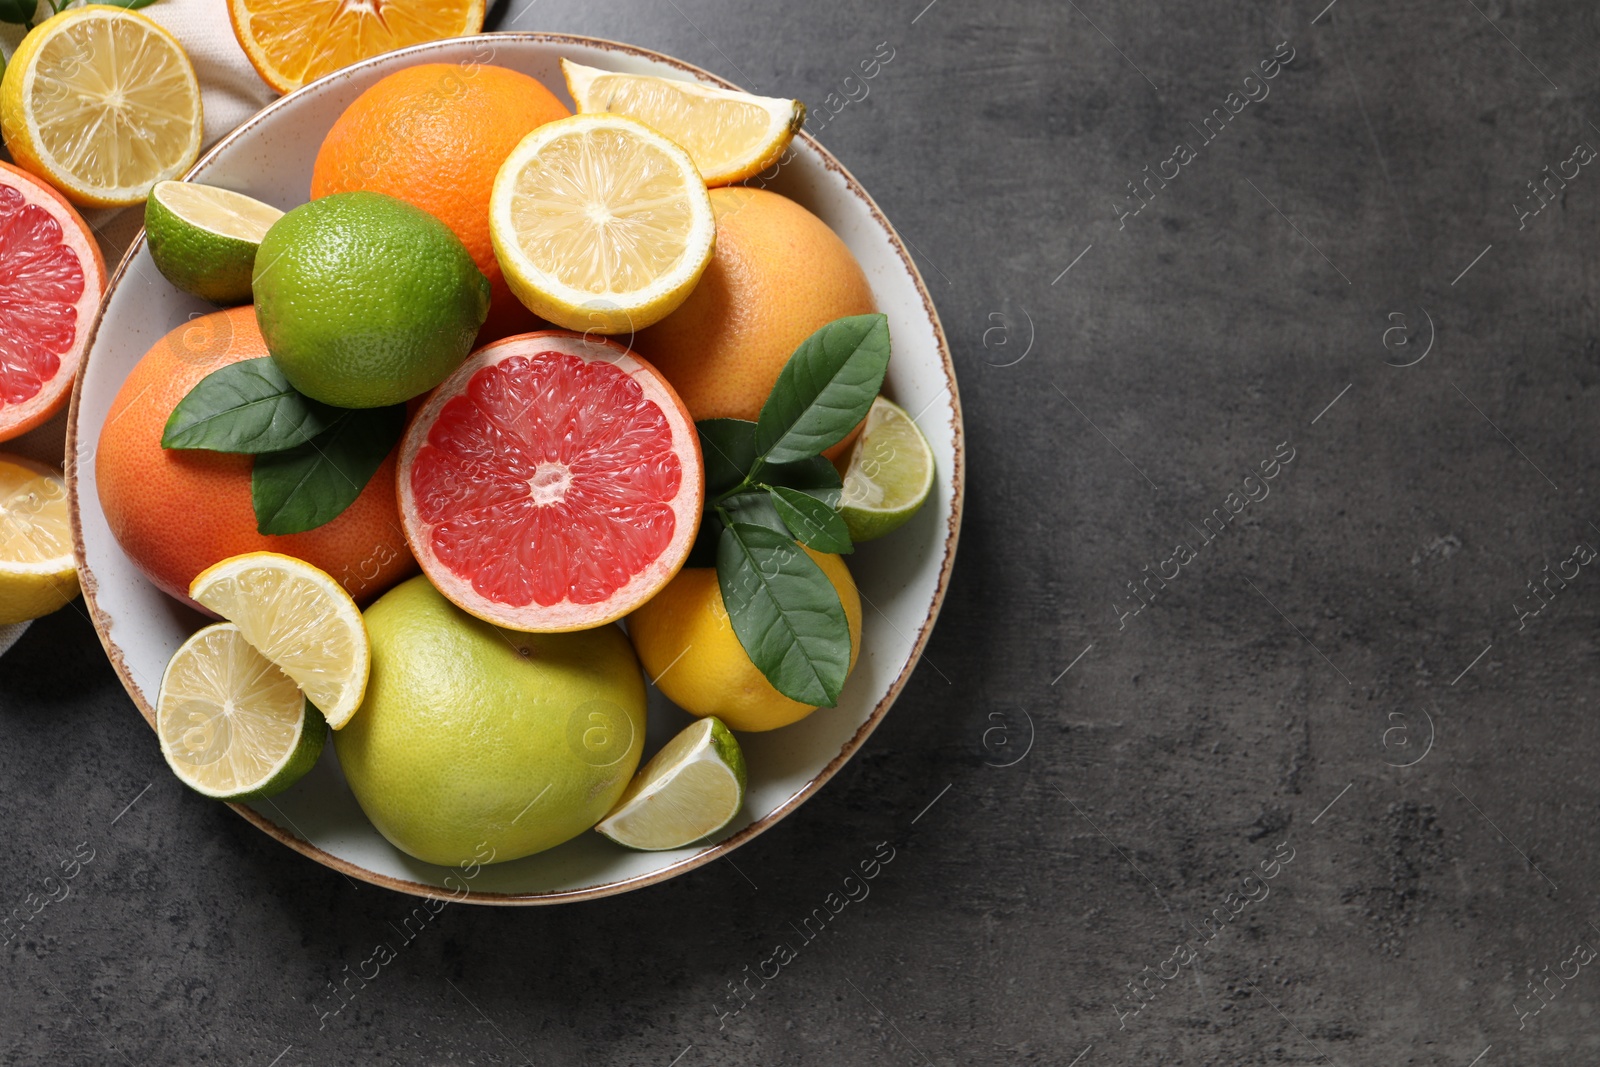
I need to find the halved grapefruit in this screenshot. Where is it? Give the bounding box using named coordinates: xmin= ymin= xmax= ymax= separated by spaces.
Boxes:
xmin=398 ymin=331 xmax=703 ymax=632
xmin=0 ymin=161 xmax=106 ymax=443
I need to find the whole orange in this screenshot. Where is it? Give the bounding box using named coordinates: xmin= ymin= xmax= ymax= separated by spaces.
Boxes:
xmin=95 ymin=306 xmax=417 ymax=611
xmin=310 ymin=63 xmax=569 ymax=342
xmin=635 ymin=188 xmax=877 ymax=436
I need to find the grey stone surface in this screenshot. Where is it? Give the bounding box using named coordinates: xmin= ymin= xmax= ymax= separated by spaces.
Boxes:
xmin=5 ymin=0 xmax=1600 ymax=1063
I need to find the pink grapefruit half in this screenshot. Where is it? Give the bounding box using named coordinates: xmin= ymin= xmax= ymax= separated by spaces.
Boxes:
xmin=398 ymin=331 xmax=704 ymax=632
xmin=0 ymin=160 xmax=106 ymax=443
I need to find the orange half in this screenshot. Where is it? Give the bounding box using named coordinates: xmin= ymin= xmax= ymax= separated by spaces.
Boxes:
xmin=227 ymin=0 xmax=487 ymax=95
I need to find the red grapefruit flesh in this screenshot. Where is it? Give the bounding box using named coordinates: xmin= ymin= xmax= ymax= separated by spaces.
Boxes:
xmin=0 ymin=161 xmax=107 ymax=443
xmin=398 ymin=331 xmax=704 ymax=632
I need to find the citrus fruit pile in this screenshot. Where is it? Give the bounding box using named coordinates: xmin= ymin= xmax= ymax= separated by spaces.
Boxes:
xmin=92 ymin=57 xmax=938 ymax=866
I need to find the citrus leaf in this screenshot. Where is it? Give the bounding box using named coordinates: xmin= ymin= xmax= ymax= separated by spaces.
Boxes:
xmin=251 ymin=405 xmax=405 ymax=535
xmin=721 ymin=490 xmax=787 ymax=535
xmin=93 ymin=0 xmax=160 ymax=7
xmin=762 ymin=455 xmax=843 ymax=508
xmin=697 ymin=418 xmax=758 ymax=497
xmin=163 ymin=357 xmax=341 ymax=453
xmin=754 ymin=313 xmax=889 ymax=465
xmin=717 ymin=522 xmax=850 ymax=706
xmin=0 ymin=0 xmax=35 ymax=26
xmin=768 ymin=486 xmax=853 ymax=554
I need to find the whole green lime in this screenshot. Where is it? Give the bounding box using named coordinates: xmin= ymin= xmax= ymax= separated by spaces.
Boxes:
xmin=334 ymin=575 xmax=647 ymax=867
xmin=253 ymin=191 xmax=490 ymax=408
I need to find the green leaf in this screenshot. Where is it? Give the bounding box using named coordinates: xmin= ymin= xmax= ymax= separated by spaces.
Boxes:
xmin=93 ymin=0 xmax=161 ymax=8
xmin=697 ymin=419 xmax=758 ymax=497
xmin=717 ymin=522 xmax=851 ymax=706
xmin=251 ymin=405 xmax=405 ymax=535
xmin=762 ymin=455 xmax=843 ymax=508
xmin=0 ymin=0 xmax=36 ymax=24
xmin=754 ymin=313 xmax=890 ymax=465
xmin=721 ymin=490 xmax=788 ymax=535
xmin=162 ymin=357 xmax=340 ymax=453
xmin=768 ymin=486 xmax=853 ymax=554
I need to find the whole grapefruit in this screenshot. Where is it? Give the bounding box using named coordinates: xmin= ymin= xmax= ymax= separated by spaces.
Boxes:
xmin=635 ymin=187 xmax=877 ymax=429
xmin=310 ymin=63 xmax=570 ymax=342
xmin=94 ymin=306 xmax=417 ymax=610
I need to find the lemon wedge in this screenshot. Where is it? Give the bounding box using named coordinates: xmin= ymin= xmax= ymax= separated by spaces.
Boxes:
xmin=489 ymin=113 xmax=715 ymax=334
xmin=562 ymin=59 xmax=805 ymax=187
xmin=190 ymin=552 xmax=370 ymax=728
xmin=0 ymin=7 xmax=202 ymax=208
xmin=0 ymin=455 xmax=78 ymax=626
xmin=157 ymin=622 xmax=325 ymax=800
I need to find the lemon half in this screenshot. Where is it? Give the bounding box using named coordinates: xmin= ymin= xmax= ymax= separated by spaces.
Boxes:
xmin=0 ymin=455 xmax=78 ymax=626
xmin=0 ymin=6 xmax=202 ymax=208
xmin=489 ymin=113 xmax=715 ymax=334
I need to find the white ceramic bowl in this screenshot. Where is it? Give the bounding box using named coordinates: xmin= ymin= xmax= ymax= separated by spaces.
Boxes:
xmin=67 ymin=34 xmax=963 ymax=903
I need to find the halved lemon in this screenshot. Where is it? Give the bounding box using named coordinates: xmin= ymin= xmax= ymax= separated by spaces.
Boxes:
xmin=0 ymin=455 xmax=79 ymax=626
xmin=0 ymin=7 xmax=202 ymax=208
xmin=562 ymin=59 xmax=806 ymax=187
xmin=595 ymin=717 xmax=747 ymax=851
xmin=227 ymin=0 xmax=486 ymax=95
xmin=489 ymin=114 xmax=716 ymax=334
xmin=190 ymin=552 xmax=370 ymax=728
xmin=157 ymin=622 xmax=325 ymax=800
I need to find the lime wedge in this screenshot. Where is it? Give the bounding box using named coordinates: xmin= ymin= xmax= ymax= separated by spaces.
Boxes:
xmin=146 ymin=181 xmax=284 ymax=305
xmin=595 ymin=717 xmax=747 ymax=850
xmin=839 ymin=396 xmax=936 ymax=542
xmin=157 ymin=622 xmax=325 ymax=800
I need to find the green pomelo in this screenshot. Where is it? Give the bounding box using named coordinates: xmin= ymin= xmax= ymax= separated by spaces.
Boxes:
xmin=334 ymin=575 xmax=646 ymax=866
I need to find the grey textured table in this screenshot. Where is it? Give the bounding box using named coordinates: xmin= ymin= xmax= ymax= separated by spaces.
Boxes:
xmin=5 ymin=1 xmax=1598 ymax=1064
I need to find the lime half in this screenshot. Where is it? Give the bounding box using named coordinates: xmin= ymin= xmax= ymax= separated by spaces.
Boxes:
xmin=595 ymin=717 xmax=747 ymax=850
xmin=839 ymin=396 xmax=936 ymax=542
xmin=157 ymin=623 xmax=325 ymax=800
xmin=146 ymin=181 xmax=284 ymax=305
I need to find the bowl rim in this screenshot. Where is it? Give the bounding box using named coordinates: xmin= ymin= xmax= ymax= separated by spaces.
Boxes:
xmin=65 ymin=31 xmax=965 ymax=905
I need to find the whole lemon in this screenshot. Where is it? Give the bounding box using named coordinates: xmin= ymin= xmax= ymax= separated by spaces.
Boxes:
xmin=628 ymin=548 xmax=863 ymax=732
xmin=253 ymin=191 xmax=490 ymax=408
xmin=334 ymin=575 xmax=646 ymax=866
